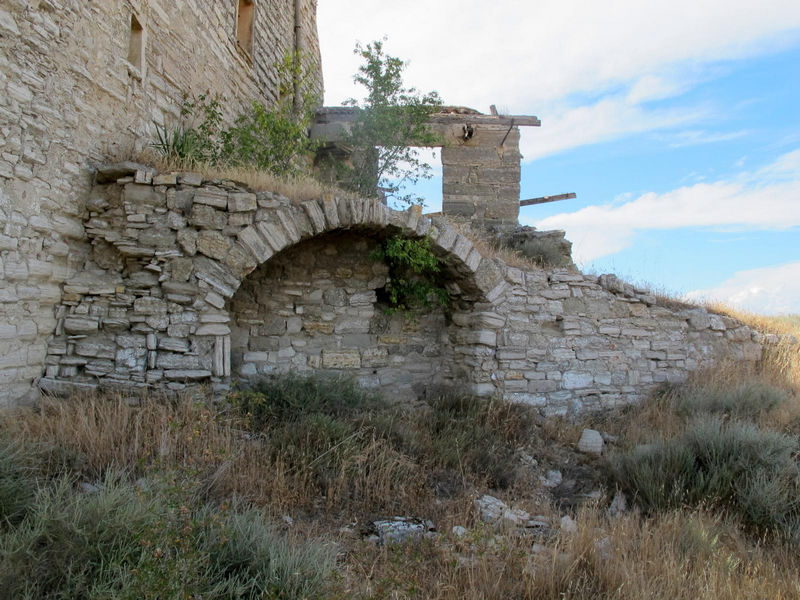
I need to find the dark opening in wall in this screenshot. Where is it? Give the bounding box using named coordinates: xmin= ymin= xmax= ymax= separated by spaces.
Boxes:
xmin=236 ymin=0 xmax=255 ymax=56
xmin=127 ymin=14 xmax=144 ymax=71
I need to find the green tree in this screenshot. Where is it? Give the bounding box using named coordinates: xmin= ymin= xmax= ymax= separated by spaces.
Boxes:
xmin=338 ymin=39 xmax=442 ymax=207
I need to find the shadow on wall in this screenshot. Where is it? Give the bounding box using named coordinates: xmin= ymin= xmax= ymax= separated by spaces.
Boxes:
xmin=229 ymin=232 xmax=460 ymax=401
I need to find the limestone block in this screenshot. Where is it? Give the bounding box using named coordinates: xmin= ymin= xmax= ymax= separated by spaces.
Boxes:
xmin=177 ymin=229 xmax=198 ymax=255
xmin=63 ymin=316 xmax=99 ymax=334
xmin=301 ymin=200 xmax=326 ymax=234
xmin=196 ymin=230 xmax=231 ymax=260
xmin=124 ymin=183 xmax=163 ymax=206
xmin=193 ymin=191 xmax=228 ymax=209
xmin=180 ymin=173 xmax=203 ymax=186
xmin=304 ymin=321 xmax=335 ymax=334
xmin=75 ymin=339 xmax=116 ymax=359
xmin=577 ymin=429 xmax=604 ymax=455
xmin=133 ymin=297 xmax=167 ymax=316
xmin=687 ymin=309 xmax=711 ymax=330
xmin=361 ymin=348 xmax=388 ymax=367
xmin=190 ymin=204 xmax=227 ymax=229
xmin=153 ymin=173 xmax=177 ymax=186
xmin=237 ymin=225 xmax=274 ymax=263
xmin=322 ymin=349 xmax=361 ymax=369
xmin=165 ymin=369 xmax=212 ymax=380
xmin=228 ymin=192 xmax=257 ymax=212
xmin=158 ymin=337 xmax=190 ymax=353
xmin=256 ymin=220 xmax=289 ymax=252
xmin=196 ymin=324 xmax=231 ymax=336
xmin=275 ymin=209 xmax=301 ymax=243
xmin=562 ymin=371 xmax=594 ymax=389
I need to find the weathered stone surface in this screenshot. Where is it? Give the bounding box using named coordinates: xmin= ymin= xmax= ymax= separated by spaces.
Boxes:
xmin=577 ymin=429 xmax=604 ymax=455
xmin=322 ymin=349 xmax=361 ymax=369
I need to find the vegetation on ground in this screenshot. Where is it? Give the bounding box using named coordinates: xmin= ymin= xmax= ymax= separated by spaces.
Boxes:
xmin=1 ymin=316 xmax=798 ymax=597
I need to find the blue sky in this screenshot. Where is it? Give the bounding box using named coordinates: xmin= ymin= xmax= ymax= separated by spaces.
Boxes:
xmin=318 ymin=1 xmax=800 ymax=315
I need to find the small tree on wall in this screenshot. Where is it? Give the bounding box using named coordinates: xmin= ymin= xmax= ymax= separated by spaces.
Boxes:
xmin=336 ymin=39 xmax=442 ymax=207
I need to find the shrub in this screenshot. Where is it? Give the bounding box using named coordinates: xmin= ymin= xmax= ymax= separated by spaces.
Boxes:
xmin=231 ymin=372 xmax=383 ymax=428
xmin=609 ymin=416 xmax=800 ymax=536
xmin=0 ymin=472 xmax=335 ymax=599
xmin=372 ymin=235 xmax=449 ymax=315
xmin=669 ymin=381 xmax=790 ymax=421
xmin=336 ymin=39 xmax=442 ymax=207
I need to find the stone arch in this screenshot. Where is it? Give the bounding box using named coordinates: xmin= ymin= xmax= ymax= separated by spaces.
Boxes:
xmin=41 ymin=176 xmax=507 ymax=398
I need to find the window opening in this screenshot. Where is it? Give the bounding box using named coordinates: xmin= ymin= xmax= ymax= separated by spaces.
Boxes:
xmin=236 ymin=0 xmax=255 ymax=55
xmin=127 ymin=14 xmax=144 ymax=70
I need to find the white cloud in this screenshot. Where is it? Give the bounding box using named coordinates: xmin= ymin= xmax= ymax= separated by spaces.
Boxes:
xmin=685 ymin=261 xmax=800 ymax=315
xmin=519 ymin=94 xmax=706 ymax=161
xmin=525 ymin=150 xmax=800 ymax=264
xmin=318 ymin=1 xmax=800 ymax=110
xmin=318 ymin=1 xmax=800 ymax=161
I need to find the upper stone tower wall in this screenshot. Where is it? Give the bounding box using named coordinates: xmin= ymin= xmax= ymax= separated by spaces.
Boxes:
xmin=0 ymin=0 xmax=322 ymax=405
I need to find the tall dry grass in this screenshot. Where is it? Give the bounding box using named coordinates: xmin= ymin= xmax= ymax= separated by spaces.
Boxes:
xmin=335 ymin=503 xmax=800 ymax=599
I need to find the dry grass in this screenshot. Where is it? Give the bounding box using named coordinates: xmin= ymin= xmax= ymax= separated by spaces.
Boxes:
xmin=441 ymin=215 xmax=548 ymax=270
xmin=127 ymin=149 xmax=359 ymax=203
xmin=335 ymin=503 xmax=800 ymax=599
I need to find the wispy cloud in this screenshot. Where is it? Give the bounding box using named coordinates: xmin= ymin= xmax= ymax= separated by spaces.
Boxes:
xmin=685 ymin=261 xmax=800 ymax=315
xmin=660 ymin=129 xmax=750 ymax=148
xmin=519 ymin=94 xmax=707 ymax=161
xmin=525 ymin=149 xmax=800 ymax=264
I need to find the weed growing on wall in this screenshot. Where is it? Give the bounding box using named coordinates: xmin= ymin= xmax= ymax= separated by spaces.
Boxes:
xmin=151 ymin=93 xmax=224 ymax=166
xmin=371 ymin=234 xmax=449 ymax=315
xmin=151 ymin=52 xmax=319 ymax=176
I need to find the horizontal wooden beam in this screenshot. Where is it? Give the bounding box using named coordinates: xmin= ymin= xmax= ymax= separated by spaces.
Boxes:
xmin=427 ymin=113 xmax=541 ymax=127
xmin=520 ymin=192 xmax=576 ymax=207
xmin=314 ymin=107 xmax=541 ymax=127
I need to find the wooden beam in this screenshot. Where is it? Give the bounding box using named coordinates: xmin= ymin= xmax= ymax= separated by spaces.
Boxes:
xmin=427 ymin=113 xmax=541 ymax=127
xmin=314 ymin=107 xmax=541 ymax=127
xmin=520 ymin=192 xmax=576 ymax=207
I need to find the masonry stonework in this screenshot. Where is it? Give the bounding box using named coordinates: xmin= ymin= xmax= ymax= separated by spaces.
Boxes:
xmin=0 ymin=1 xmax=321 ymax=404
xmin=38 ymin=170 xmax=767 ymax=414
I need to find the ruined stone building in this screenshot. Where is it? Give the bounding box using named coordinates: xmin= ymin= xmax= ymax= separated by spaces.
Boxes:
xmin=0 ymin=2 xmax=766 ymax=411
xmin=0 ymin=0 xmax=322 ymax=404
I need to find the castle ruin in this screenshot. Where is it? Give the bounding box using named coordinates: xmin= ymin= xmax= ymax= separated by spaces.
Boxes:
xmin=0 ymin=1 xmax=766 ymax=411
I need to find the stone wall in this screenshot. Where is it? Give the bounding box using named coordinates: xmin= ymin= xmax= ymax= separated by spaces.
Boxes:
xmin=38 ymin=171 xmax=766 ymax=413
xmin=441 ymin=125 xmax=522 ymax=226
xmin=0 ymin=0 xmax=322 ymax=404
xmin=230 ymin=233 xmax=456 ymax=400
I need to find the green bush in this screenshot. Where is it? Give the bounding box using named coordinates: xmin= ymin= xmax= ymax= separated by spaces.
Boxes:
xmin=0 ymin=471 xmax=335 ymax=599
xmin=231 ymin=373 xmax=383 ymax=429
xmin=151 ymin=93 xmax=224 ymax=165
xmin=372 ymin=235 xmax=449 ymax=315
xmin=337 ymin=39 xmax=442 ymax=207
xmin=609 ymin=416 xmax=800 ymax=536
xmin=669 ymin=381 xmax=791 ymax=421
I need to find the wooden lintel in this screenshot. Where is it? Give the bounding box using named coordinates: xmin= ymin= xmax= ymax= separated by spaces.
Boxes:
xmin=520 ymin=193 xmax=576 ymax=207
xmin=427 ymin=113 xmax=541 ymax=127
xmin=314 ymin=107 xmax=541 ymax=128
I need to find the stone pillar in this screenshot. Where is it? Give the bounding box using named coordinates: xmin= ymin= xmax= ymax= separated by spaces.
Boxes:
xmin=441 ymin=125 xmax=521 ymax=227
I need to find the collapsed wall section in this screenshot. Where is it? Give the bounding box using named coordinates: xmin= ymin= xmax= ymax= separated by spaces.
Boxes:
xmin=0 ymin=1 xmax=322 ymax=404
